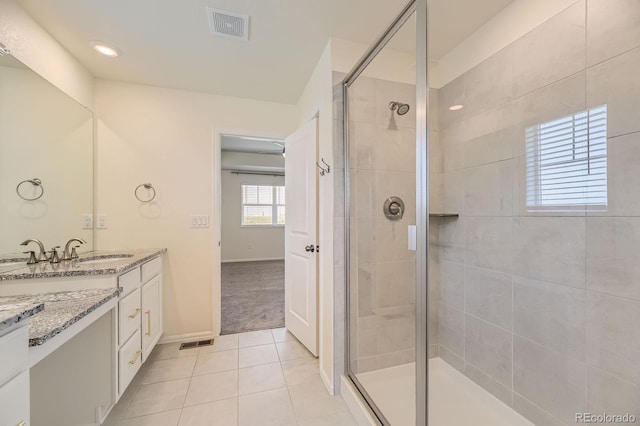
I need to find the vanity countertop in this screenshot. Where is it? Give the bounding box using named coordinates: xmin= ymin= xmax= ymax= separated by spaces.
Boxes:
xmin=0 ymin=288 xmax=120 ymax=346
xmin=0 ymin=300 xmax=45 ymax=334
xmin=0 ymin=248 xmax=166 ymax=281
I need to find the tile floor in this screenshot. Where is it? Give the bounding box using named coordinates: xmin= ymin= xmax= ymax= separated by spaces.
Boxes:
xmin=103 ymin=328 xmax=357 ymax=426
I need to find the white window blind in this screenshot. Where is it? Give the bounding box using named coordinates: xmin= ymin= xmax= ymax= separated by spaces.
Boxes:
xmin=241 ymin=185 xmax=285 ymax=226
xmin=526 ymin=105 xmax=607 ymax=212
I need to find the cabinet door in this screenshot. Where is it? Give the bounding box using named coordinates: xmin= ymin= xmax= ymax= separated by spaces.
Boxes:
xmin=0 ymin=370 xmax=29 ymax=426
xmin=141 ymin=275 xmax=162 ymax=360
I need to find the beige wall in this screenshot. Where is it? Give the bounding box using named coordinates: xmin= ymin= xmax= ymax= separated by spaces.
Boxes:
xmin=94 ymin=79 xmax=298 ymax=339
xmin=0 ymin=65 xmax=93 ymax=253
xmin=221 ymin=171 xmax=285 ymax=262
xmin=0 ymin=0 xmax=93 ymax=108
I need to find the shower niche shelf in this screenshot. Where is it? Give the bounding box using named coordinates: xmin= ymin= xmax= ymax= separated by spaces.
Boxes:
xmin=428 ymin=213 xmax=459 ymax=218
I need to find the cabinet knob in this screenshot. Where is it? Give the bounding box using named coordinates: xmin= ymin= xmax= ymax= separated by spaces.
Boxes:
xmin=16 ymin=421 xmax=26 ymax=426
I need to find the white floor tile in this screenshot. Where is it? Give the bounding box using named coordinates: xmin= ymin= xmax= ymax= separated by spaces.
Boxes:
xmin=199 ymin=334 xmax=239 ymax=354
xmin=124 ymin=378 xmax=190 ymax=419
xmin=276 ymin=340 xmax=314 ymax=362
xmin=239 ymin=344 xmax=279 ymax=368
xmin=238 ymin=388 xmax=296 ymax=426
xmin=178 ymin=398 xmax=238 ymax=426
xmin=148 ymin=343 xmax=195 ymax=361
xmin=239 ymin=362 xmax=286 ymax=395
xmin=239 ymin=330 xmax=275 ymax=348
xmin=193 ymin=349 xmax=238 ymax=376
xmin=118 ymin=409 xmax=182 ymax=426
xmin=271 ymin=327 xmax=294 ymax=343
xmin=296 ymin=410 xmax=358 ymax=426
xmin=281 ymin=357 xmax=320 ymax=387
xmin=288 ymin=377 xmax=347 ymax=421
xmin=184 ymin=370 xmax=238 ymax=407
xmin=141 ymin=356 xmax=197 ymax=384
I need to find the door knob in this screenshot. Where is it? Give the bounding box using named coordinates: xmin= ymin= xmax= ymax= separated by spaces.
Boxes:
xmin=305 ymin=245 xmax=315 ymax=253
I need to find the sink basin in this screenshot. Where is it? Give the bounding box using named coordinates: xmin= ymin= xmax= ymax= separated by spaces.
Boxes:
xmin=78 ymin=254 xmax=133 ymax=265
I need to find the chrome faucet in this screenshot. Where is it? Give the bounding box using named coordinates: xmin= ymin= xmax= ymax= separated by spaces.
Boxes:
xmin=63 ymin=238 xmax=86 ymax=261
xmin=20 ymin=239 xmax=48 ymax=262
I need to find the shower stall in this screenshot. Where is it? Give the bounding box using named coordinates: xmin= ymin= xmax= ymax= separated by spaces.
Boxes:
xmin=340 ymin=0 xmax=640 ymax=425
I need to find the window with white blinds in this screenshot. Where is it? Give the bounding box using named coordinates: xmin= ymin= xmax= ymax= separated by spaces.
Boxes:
xmin=241 ymin=185 xmax=285 ymax=226
xmin=526 ymin=105 xmax=608 ymax=212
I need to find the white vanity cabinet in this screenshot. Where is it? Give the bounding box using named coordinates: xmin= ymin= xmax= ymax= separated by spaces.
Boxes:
xmin=0 ymin=324 xmax=30 ymax=426
xmin=116 ymin=256 xmax=163 ymax=395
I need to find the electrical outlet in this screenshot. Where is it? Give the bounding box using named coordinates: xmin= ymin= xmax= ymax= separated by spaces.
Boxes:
xmin=82 ymin=214 xmax=94 ymax=229
xmin=96 ymin=214 xmax=108 ymax=229
xmin=191 ymin=215 xmax=209 ymax=228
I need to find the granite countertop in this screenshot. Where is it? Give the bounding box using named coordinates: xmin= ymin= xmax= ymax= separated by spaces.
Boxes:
xmin=0 ymin=300 xmax=45 ymax=333
xmin=0 ymin=288 xmax=120 ymax=346
xmin=0 ymin=248 xmax=165 ymax=281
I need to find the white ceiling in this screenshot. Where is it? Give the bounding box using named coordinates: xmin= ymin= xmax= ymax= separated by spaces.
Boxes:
xmin=221 ymin=134 xmax=284 ymax=155
xmin=17 ymin=0 xmax=513 ymax=104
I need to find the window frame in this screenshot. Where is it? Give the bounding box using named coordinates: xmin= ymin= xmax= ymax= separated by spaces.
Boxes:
xmin=525 ymin=104 xmax=608 ymax=213
xmin=240 ymin=184 xmax=285 ymax=227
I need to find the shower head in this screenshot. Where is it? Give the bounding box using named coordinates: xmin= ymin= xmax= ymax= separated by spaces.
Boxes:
xmin=389 ymin=101 xmax=410 ymax=116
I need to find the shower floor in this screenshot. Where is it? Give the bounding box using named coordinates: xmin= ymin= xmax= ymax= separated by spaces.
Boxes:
xmin=356 ymin=358 xmax=533 ymax=426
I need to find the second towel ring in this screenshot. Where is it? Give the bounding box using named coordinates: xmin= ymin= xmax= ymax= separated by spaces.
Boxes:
xmin=135 ymin=183 xmax=156 ymax=202
xmin=16 ymin=178 xmax=44 ymax=201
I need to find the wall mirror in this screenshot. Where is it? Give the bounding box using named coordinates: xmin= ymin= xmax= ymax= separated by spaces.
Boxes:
xmin=0 ymin=54 xmax=94 ymax=262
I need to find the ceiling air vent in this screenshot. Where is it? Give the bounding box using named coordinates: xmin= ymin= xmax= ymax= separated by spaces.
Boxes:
xmin=207 ymin=8 xmax=249 ymax=41
xmin=0 ymin=43 xmax=8 ymax=57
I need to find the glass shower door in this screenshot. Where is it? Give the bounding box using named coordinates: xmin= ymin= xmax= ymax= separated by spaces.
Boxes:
xmin=344 ymin=5 xmax=419 ymax=425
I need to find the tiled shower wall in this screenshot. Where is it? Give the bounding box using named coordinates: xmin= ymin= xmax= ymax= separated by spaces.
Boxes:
xmin=431 ymin=1 xmax=640 ymax=424
xmin=336 ymin=73 xmax=418 ymax=375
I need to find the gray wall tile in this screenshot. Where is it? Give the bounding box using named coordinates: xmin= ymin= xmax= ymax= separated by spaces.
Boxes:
xmin=513 ymin=275 xmax=586 ymax=360
xmin=513 ymin=336 xmax=586 ymax=423
xmin=513 ymin=217 xmax=586 ymax=289
xmin=465 ymin=266 xmax=513 ymax=330
xmin=512 ymin=1 xmax=586 ymax=97
xmin=586 ymin=0 xmax=640 ymax=66
xmin=587 ymin=217 xmax=640 ymax=301
xmin=465 ymin=315 xmax=513 ymax=386
xmin=586 ymin=292 xmax=640 ymax=384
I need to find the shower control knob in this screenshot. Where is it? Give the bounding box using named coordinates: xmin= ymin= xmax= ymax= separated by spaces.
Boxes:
xmin=305 ymin=245 xmax=316 ymax=253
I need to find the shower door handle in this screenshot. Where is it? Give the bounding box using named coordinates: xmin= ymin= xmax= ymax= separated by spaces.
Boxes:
xmin=305 ymin=244 xmax=316 ymax=253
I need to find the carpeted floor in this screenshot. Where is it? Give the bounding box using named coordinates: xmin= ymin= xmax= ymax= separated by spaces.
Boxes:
xmin=221 ymin=260 xmax=285 ymax=335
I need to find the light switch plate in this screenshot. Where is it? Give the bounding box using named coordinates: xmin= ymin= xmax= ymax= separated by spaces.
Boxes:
xmin=191 ymin=215 xmax=209 ymax=228
xmin=82 ymin=214 xmax=93 ymax=229
xmin=96 ymin=214 xmax=108 ymax=229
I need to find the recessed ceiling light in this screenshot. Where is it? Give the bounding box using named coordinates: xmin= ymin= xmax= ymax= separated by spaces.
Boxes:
xmin=90 ymin=41 xmax=121 ymax=57
xmin=449 ymin=104 xmax=464 ymax=111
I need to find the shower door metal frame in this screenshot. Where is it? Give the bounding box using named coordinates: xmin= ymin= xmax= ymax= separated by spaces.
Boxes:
xmin=342 ymin=0 xmax=429 ymax=424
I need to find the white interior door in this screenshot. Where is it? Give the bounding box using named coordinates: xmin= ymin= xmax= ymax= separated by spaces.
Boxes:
xmin=284 ymin=117 xmax=318 ymax=356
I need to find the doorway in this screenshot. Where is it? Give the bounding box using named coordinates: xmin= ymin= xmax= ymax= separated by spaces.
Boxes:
xmin=217 ymin=133 xmax=287 ymax=335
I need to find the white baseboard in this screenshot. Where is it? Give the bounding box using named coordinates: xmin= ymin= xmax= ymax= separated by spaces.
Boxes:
xmin=341 ymin=375 xmax=379 ymax=426
xmin=158 ymin=331 xmax=213 ymax=345
xmin=221 ymin=257 xmax=284 ymax=263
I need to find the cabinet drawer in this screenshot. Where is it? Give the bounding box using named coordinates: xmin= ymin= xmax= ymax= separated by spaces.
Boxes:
xmin=0 ymin=370 xmax=29 ymax=426
xmin=118 ymin=266 xmax=141 ymax=296
xmin=118 ymin=288 xmax=141 ymax=347
xmin=119 ymin=329 xmax=142 ymax=395
xmin=0 ymin=325 xmax=28 ymax=386
xmin=141 ymin=257 xmax=162 ymax=283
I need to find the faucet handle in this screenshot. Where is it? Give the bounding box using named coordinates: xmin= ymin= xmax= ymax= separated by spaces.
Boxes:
xmin=49 ymin=246 xmax=61 ymax=264
xmin=70 ymin=245 xmax=80 ymax=259
xmin=22 ymin=251 xmax=38 ymax=265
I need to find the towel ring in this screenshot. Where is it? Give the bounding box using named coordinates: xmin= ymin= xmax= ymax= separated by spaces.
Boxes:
xmin=16 ymin=178 xmax=44 ymax=201
xmin=135 ymin=183 xmax=156 ymax=202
